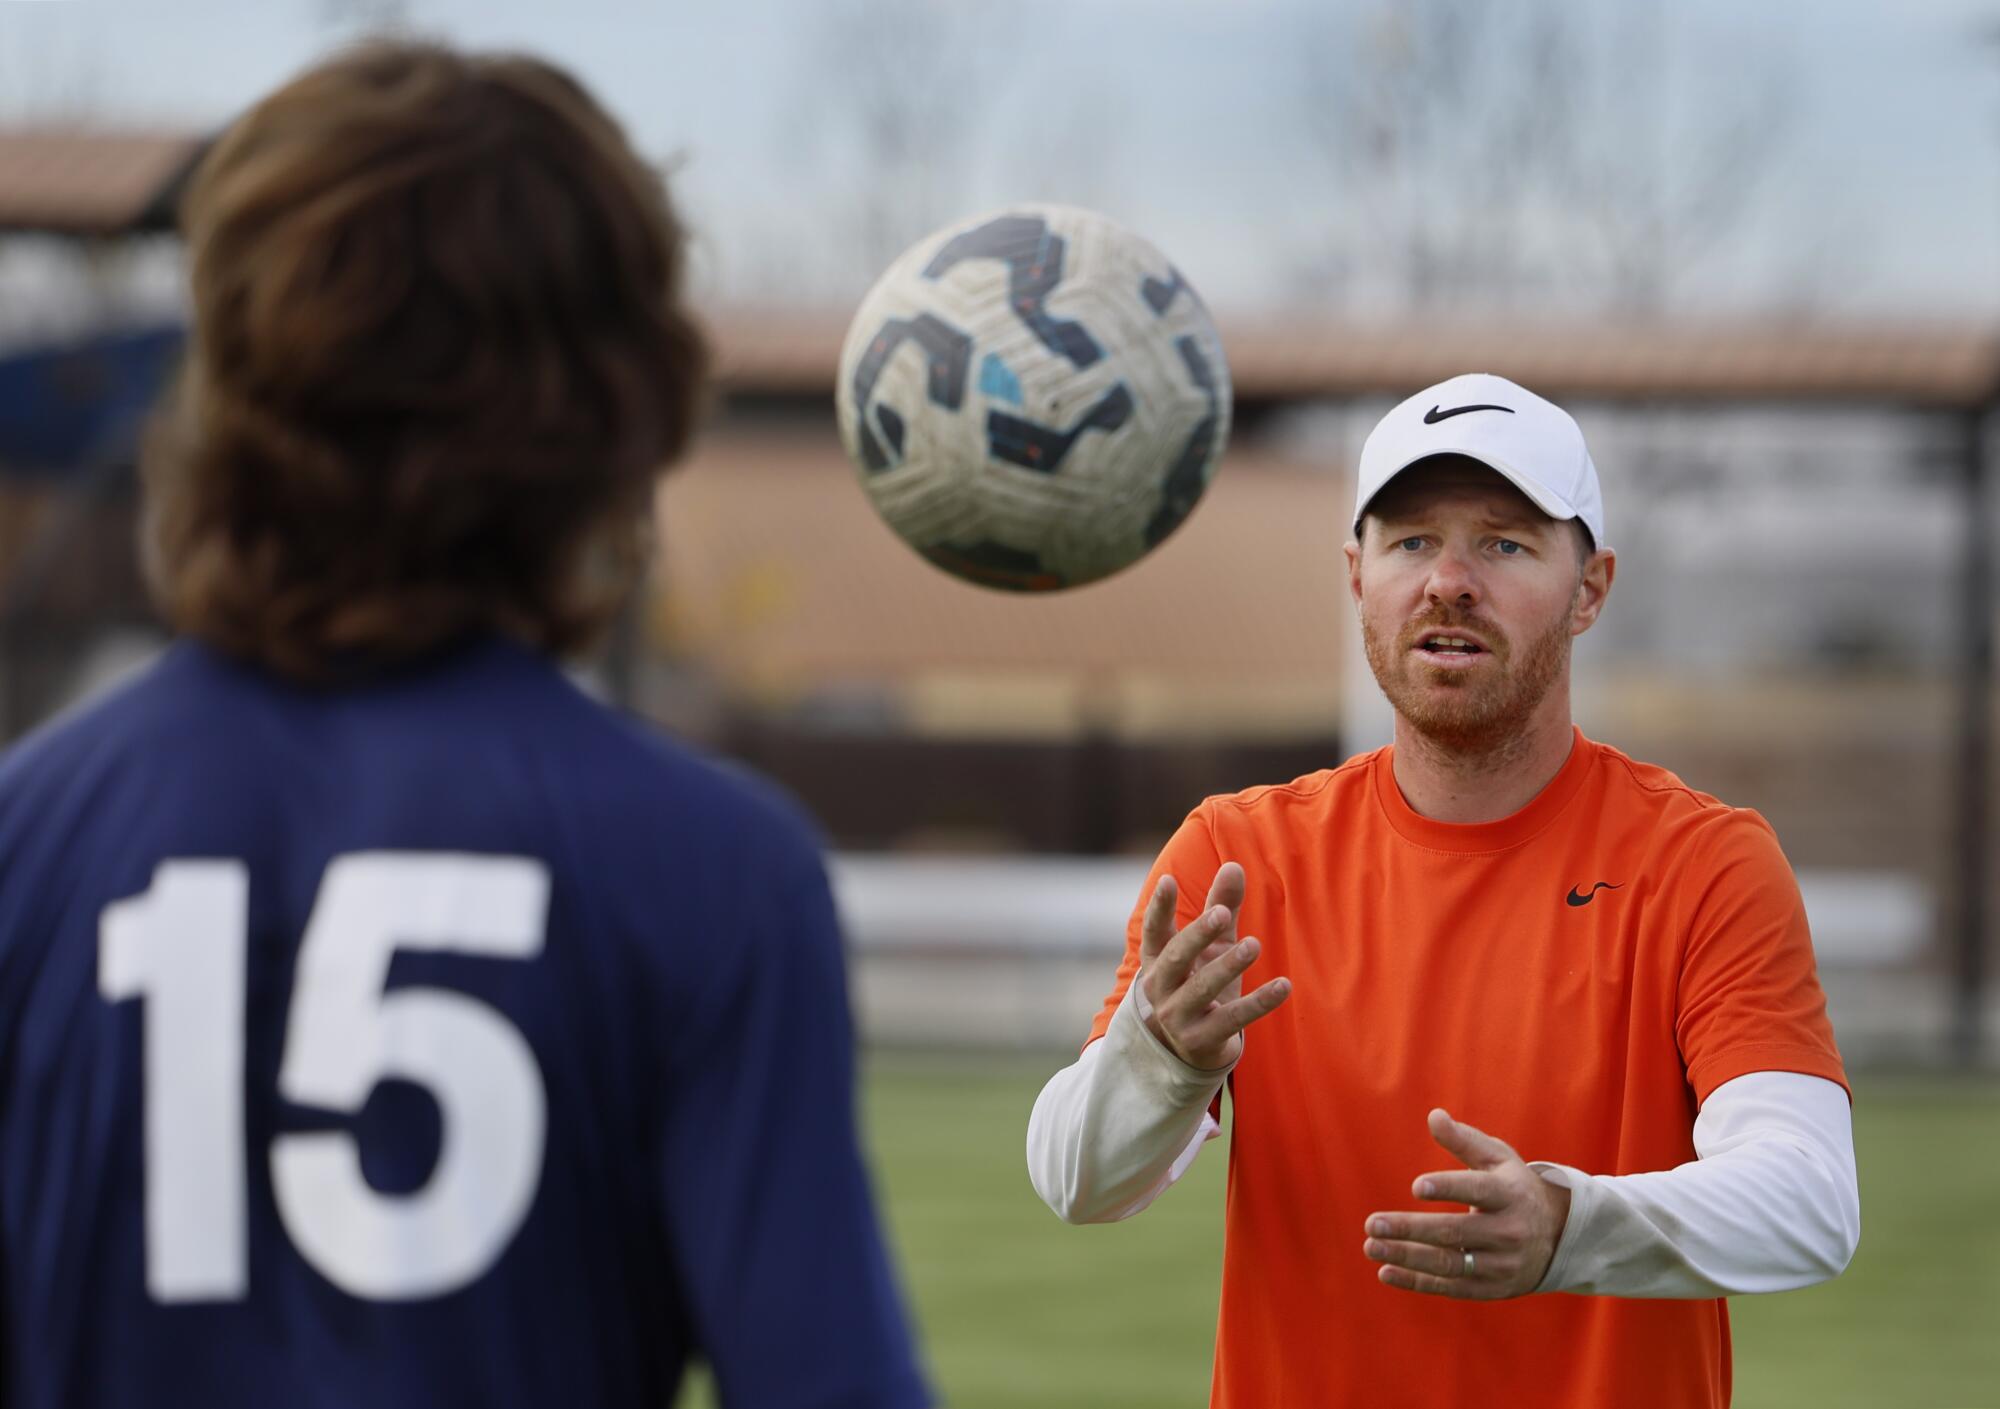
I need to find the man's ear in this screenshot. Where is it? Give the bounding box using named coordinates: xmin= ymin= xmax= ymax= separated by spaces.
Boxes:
xmin=1570 ymin=548 xmax=1616 ymax=635
xmin=1344 ymin=536 xmax=1364 ymax=611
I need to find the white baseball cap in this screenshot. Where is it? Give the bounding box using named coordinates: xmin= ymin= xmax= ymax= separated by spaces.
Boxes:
xmin=1352 ymin=372 xmax=1606 ymax=549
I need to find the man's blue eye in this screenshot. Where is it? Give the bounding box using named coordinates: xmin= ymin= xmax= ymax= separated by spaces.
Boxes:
xmin=1497 ymin=540 xmax=1522 ymax=555
xmin=1398 ymin=537 xmax=1424 ymax=552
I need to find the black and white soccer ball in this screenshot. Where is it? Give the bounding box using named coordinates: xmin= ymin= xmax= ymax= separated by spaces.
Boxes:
xmin=835 ymin=205 xmax=1232 ymax=592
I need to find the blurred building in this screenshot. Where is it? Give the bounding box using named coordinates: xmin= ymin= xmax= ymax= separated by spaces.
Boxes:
xmin=1 ymin=128 xmax=1994 ymax=1063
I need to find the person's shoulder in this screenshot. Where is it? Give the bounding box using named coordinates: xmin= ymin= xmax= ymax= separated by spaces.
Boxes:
xmin=595 ymin=712 xmax=823 ymax=859
xmin=1590 ymin=738 xmax=1732 ymax=814
xmin=1586 ymin=736 xmax=1784 ymax=852
xmin=1588 ymin=740 xmax=1717 ymax=804
xmin=0 ymin=642 xmax=210 ymax=793
xmin=517 ymin=664 xmax=825 ymax=873
xmin=1196 ymin=747 xmax=1382 ymax=828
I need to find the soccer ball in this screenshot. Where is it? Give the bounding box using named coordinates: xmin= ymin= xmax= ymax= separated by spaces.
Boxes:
xmin=835 ymin=205 xmax=1232 ymax=592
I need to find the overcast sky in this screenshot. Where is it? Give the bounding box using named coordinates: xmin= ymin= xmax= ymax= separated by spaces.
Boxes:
xmin=5 ymin=0 xmax=2000 ymax=319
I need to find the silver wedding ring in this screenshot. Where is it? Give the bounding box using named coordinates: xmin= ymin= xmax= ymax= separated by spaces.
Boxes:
xmin=1463 ymin=1251 xmax=1476 ymax=1278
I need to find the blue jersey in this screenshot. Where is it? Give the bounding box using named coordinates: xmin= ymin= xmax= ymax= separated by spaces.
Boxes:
xmin=0 ymin=636 xmax=929 ymax=1408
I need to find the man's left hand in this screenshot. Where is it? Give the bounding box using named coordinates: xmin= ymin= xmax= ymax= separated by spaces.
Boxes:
xmin=1361 ymin=1108 xmax=1572 ymax=1300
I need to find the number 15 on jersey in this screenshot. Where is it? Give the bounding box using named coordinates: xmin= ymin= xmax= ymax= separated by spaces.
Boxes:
xmin=99 ymin=853 xmax=552 ymax=1305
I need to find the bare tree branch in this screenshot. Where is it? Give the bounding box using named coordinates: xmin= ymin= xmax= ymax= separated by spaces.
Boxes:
xmin=792 ymin=0 xmax=1010 ymax=285
xmin=1293 ymin=0 xmax=1817 ymax=318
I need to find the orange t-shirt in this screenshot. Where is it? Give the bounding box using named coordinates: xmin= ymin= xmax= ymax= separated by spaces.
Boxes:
xmin=1085 ymin=728 xmax=1847 ymax=1409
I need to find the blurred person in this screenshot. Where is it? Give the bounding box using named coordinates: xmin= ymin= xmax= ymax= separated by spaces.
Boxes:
xmin=1027 ymin=374 xmax=1858 ymax=1408
xmin=0 ymin=42 xmax=927 ymax=1409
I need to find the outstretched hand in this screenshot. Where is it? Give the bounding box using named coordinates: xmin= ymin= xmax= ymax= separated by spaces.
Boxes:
xmin=1361 ymin=1109 xmax=1572 ymax=1300
xmin=1138 ymin=863 xmax=1291 ymax=1071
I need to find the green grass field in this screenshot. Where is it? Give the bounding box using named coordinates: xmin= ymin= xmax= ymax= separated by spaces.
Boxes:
xmin=681 ymin=1060 xmax=2000 ymax=1408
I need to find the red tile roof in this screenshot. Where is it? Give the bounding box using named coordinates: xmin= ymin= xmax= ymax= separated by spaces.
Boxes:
xmin=706 ymin=315 xmax=2000 ymax=409
xmin=0 ymin=129 xmax=205 ymax=235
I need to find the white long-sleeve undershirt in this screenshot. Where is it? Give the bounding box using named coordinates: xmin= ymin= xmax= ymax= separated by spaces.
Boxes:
xmin=1025 ymin=979 xmax=1859 ymax=1297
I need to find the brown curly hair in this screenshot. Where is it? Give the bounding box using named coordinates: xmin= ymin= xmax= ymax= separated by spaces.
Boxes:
xmin=142 ymin=41 xmax=707 ymax=679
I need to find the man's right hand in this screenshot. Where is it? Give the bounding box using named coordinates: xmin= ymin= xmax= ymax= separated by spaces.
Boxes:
xmin=1138 ymin=862 xmax=1292 ymax=1071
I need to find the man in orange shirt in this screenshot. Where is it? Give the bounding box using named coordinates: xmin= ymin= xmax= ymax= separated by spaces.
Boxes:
xmin=1027 ymin=374 xmax=1858 ymax=1407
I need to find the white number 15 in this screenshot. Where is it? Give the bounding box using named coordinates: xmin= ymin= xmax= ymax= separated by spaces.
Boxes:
xmin=99 ymin=853 xmax=550 ymax=1304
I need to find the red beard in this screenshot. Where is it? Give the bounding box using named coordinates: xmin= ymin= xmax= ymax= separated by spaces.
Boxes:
xmin=1362 ymin=603 xmax=1573 ymax=753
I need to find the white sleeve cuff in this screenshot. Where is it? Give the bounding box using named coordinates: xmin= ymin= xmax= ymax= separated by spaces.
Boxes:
xmin=1530 ymin=1071 xmax=1858 ymax=1298
xmin=1113 ymin=971 xmax=1238 ymax=1103
xmin=1025 ymin=978 xmax=1229 ymax=1224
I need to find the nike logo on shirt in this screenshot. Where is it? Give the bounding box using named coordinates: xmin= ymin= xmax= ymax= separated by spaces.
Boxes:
xmin=1566 ymin=882 xmax=1623 ymax=907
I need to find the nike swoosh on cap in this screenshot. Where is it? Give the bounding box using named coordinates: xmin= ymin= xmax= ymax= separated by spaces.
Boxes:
xmin=1423 ymin=403 xmax=1516 ymax=424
